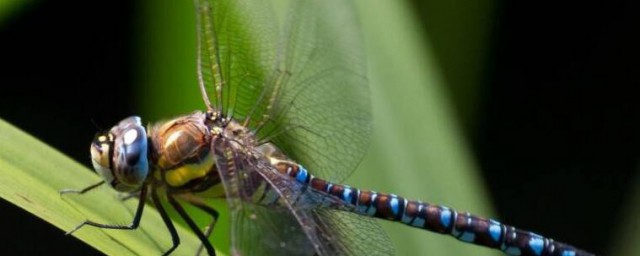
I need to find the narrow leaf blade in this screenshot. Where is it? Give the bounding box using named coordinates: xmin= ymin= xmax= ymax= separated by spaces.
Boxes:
xmin=0 ymin=118 xmax=211 ymax=255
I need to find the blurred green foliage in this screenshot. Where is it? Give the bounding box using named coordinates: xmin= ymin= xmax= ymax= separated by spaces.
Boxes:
xmin=0 ymin=0 xmax=27 ymax=25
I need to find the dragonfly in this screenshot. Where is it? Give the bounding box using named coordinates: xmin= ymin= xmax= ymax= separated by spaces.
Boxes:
xmin=61 ymin=0 xmax=594 ymax=255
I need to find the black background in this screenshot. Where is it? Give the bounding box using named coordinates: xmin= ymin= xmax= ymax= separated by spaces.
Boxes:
xmin=0 ymin=1 xmax=133 ymax=255
xmin=1 ymin=1 xmax=638 ymax=255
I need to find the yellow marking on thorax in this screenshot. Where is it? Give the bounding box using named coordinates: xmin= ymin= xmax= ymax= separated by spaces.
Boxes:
xmin=164 ymin=153 xmax=215 ymax=187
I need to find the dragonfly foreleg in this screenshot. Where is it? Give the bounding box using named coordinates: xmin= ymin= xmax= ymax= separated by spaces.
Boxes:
xmin=59 ymin=180 xmax=105 ymax=195
xmin=64 ymin=185 xmax=148 ymax=235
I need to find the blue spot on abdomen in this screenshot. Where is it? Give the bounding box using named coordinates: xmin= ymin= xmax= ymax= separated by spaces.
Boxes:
xmin=296 ymin=165 xmax=308 ymax=183
xmin=389 ymin=196 xmax=400 ymax=216
xmin=342 ymin=187 xmax=353 ymax=203
xmin=440 ymin=207 xmax=452 ymax=229
xmin=528 ymin=236 xmax=544 ymax=256
xmin=459 ymin=231 xmax=476 ymax=242
xmin=489 ymin=219 xmax=502 ymax=242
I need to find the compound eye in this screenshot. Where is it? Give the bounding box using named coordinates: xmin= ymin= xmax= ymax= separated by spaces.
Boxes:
xmin=111 ymin=116 xmax=149 ymax=192
xmin=90 ymin=134 xmax=114 ymax=184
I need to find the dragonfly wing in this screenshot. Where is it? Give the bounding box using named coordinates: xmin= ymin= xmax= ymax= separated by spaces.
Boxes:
xmin=214 ymin=141 xmax=337 ymax=255
xmin=195 ymin=0 xmax=278 ymax=115
xmin=263 ymin=0 xmax=371 ymax=183
xmin=314 ymin=209 xmax=395 ymax=256
xmin=246 ymin=158 xmax=395 ymax=256
xmin=226 ymin=201 xmax=318 ymax=255
xmin=214 ymin=138 xmax=393 ymax=255
xmin=196 ymin=0 xmax=371 ymax=183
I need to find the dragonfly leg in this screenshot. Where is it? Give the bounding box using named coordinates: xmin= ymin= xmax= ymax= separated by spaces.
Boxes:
xmin=197 ymin=220 xmax=216 ymax=256
xmin=167 ymin=193 xmax=217 ymax=256
xmin=65 ymin=185 xmax=148 ymax=235
xmin=118 ymin=191 xmax=141 ymax=201
xmin=150 ymin=187 xmax=180 ymax=256
xmin=179 ymin=196 xmax=220 ymax=256
xmin=59 ymin=180 xmax=105 ymax=195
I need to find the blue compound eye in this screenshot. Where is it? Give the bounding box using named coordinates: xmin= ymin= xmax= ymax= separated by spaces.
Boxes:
xmin=109 ymin=116 xmax=149 ymax=192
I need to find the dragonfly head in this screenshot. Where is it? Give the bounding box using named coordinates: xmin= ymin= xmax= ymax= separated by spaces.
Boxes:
xmin=90 ymin=116 xmax=149 ymax=192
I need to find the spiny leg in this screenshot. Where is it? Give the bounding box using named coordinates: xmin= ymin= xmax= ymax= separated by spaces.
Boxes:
xmin=178 ymin=194 xmax=220 ymax=256
xmin=197 ymin=220 xmax=216 ymax=256
xmin=65 ymin=185 xmax=148 ymax=235
xmin=59 ymin=180 xmax=105 ymax=195
xmin=150 ymin=187 xmax=180 ymax=256
xmin=167 ymin=193 xmax=216 ymax=256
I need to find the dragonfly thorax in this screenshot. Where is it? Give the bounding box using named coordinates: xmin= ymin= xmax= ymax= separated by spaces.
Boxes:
xmin=147 ymin=111 xmax=220 ymax=191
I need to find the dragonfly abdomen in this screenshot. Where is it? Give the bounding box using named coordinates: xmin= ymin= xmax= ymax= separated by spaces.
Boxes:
xmin=275 ymin=160 xmax=593 ymax=256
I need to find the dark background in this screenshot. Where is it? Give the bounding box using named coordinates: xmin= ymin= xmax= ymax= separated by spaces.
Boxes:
xmin=1 ymin=0 xmax=638 ymax=255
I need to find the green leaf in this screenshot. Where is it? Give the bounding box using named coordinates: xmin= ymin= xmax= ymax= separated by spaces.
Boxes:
xmin=348 ymin=1 xmax=498 ymax=255
xmin=0 ymin=118 xmax=213 ymax=255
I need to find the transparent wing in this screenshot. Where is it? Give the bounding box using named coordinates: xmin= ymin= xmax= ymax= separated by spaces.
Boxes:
xmin=214 ymin=140 xmax=331 ymax=255
xmin=314 ymin=209 xmax=395 ymax=256
xmin=195 ymin=0 xmax=278 ymax=115
xmin=228 ymin=203 xmax=318 ymax=256
xmin=266 ymin=0 xmax=371 ymax=183
xmin=196 ymin=0 xmax=371 ymax=182
xmin=213 ymin=140 xmax=392 ymax=255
